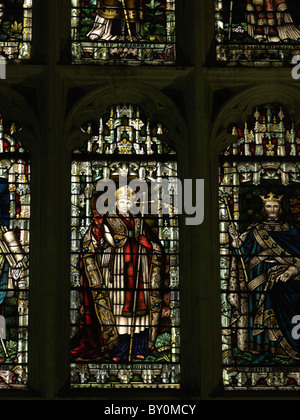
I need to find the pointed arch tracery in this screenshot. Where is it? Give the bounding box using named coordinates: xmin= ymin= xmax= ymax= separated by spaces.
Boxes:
xmin=69 ymin=100 xmax=182 ymax=389
xmin=219 ymin=102 xmax=300 ymax=390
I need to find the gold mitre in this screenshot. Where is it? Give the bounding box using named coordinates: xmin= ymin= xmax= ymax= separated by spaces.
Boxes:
xmin=116 ymin=185 xmax=135 ymax=200
xmin=259 ymin=192 xmax=284 ymax=203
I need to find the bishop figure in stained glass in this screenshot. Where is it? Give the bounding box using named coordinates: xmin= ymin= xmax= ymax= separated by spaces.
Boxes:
xmin=71 ymin=185 xmax=166 ymax=362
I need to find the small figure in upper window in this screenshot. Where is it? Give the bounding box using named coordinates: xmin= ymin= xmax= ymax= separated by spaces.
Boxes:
xmin=245 ymin=0 xmax=300 ymax=42
xmin=87 ymin=0 xmax=144 ymax=42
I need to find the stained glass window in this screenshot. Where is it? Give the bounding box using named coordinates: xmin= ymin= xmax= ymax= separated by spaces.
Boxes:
xmin=0 ymin=1 xmax=32 ymax=61
xmin=215 ymin=0 xmax=300 ymax=66
xmin=71 ymin=0 xmax=176 ymax=65
xmin=219 ymin=104 xmax=300 ymax=390
xmin=0 ymin=117 xmax=30 ymax=389
xmin=70 ymin=103 xmax=180 ymax=389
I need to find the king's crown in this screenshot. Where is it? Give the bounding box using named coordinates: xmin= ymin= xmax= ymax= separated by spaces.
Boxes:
xmin=259 ymin=192 xmax=284 ymax=203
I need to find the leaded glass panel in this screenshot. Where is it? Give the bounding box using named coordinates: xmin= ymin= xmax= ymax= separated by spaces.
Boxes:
xmin=70 ymin=104 xmax=180 ymax=389
xmin=220 ymin=104 xmax=300 ymax=390
xmin=0 ymin=1 xmax=32 ymax=61
xmin=0 ymin=117 xmax=30 ymax=389
xmin=215 ymin=0 xmax=300 ymax=66
xmin=71 ymin=0 xmax=176 ymax=65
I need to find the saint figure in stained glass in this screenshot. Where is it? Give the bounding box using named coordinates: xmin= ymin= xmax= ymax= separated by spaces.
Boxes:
xmin=0 ymin=117 xmax=30 ymax=389
xmin=245 ymin=0 xmax=300 ymax=43
xmin=71 ymin=0 xmax=176 ymax=64
xmin=70 ymin=104 xmax=180 ymax=388
xmin=87 ymin=0 xmax=143 ymax=42
xmin=71 ymin=184 xmax=165 ymax=362
xmin=219 ymin=104 xmax=300 ymax=389
xmin=227 ymin=191 xmax=300 ymax=362
xmin=215 ymin=0 xmax=300 ymax=66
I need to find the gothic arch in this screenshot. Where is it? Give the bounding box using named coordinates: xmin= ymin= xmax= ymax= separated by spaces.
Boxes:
xmin=0 ymin=85 xmax=40 ymax=153
xmin=212 ymin=85 xmax=300 ymax=391
xmin=67 ymin=86 xmax=184 ymax=389
xmin=63 ymin=82 xmax=188 ymax=163
xmin=207 ymin=83 xmax=300 ymax=204
xmin=211 ymin=84 xmax=300 ymax=157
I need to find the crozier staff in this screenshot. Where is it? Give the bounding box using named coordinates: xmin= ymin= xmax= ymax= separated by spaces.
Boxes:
xmin=71 ymin=185 xmax=165 ymax=362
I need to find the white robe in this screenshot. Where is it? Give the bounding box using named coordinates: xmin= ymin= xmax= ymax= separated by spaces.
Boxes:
xmin=87 ymin=15 xmax=141 ymax=41
xmin=93 ymin=224 xmax=150 ymax=336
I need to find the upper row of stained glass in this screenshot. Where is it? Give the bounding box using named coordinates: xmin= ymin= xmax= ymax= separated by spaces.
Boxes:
xmin=4 ymin=1 xmax=300 ymax=66
xmin=0 ymin=0 xmax=32 ymax=61
xmin=215 ymin=0 xmax=300 ymax=67
xmin=0 ymin=0 xmax=176 ymax=64
xmin=71 ymin=0 xmax=176 ymax=65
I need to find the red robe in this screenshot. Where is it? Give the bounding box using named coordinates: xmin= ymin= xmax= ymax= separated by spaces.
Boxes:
xmin=70 ymin=212 xmax=165 ymax=361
